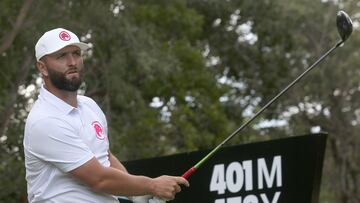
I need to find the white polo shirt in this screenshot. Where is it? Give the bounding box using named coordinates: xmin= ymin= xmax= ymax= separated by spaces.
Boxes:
xmin=23 ymin=86 xmax=118 ymax=203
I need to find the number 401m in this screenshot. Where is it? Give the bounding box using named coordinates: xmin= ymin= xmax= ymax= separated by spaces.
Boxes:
xmin=209 ymin=156 xmax=282 ymax=194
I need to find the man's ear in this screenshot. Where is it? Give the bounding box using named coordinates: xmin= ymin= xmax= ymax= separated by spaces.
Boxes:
xmin=36 ymin=60 xmax=48 ymax=77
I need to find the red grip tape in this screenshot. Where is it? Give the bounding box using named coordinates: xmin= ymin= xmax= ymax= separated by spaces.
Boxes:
xmin=182 ymin=167 xmax=196 ymax=180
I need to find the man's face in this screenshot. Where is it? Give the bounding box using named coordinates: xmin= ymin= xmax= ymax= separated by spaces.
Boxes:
xmin=41 ymin=45 xmax=84 ymax=92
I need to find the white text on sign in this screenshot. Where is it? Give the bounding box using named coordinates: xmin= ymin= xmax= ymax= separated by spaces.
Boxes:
xmin=210 ymin=156 xmax=282 ymax=203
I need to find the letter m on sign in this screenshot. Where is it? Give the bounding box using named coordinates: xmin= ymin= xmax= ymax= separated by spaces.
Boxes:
xmin=258 ymin=156 xmax=282 ymax=189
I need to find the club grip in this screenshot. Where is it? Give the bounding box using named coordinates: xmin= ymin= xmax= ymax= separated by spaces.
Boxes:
xmin=181 ymin=167 xmax=196 ymax=180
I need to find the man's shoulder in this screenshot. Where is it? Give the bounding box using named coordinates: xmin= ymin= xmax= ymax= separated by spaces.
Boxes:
xmin=25 ymin=98 xmax=67 ymax=128
xmin=78 ymin=95 xmax=104 ymax=112
xmin=78 ymin=95 xmax=98 ymax=106
xmin=78 ymin=95 xmax=106 ymax=119
xmin=27 ymin=99 xmax=54 ymax=120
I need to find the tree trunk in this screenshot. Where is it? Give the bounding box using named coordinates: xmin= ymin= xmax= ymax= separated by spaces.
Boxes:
xmin=0 ymin=0 xmax=34 ymax=55
xmin=0 ymin=53 xmax=33 ymax=136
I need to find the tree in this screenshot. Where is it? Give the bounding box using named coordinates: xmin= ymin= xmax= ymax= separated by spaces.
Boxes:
xmin=190 ymin=0 xmax=360 ymax=202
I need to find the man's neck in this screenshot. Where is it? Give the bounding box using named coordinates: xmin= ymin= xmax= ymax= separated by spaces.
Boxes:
xmin=44 ymin=83 xmax=78 ymax=107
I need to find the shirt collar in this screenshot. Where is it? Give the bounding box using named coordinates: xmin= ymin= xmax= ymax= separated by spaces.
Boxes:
xmin=39 ymin=85 xmax=76 ymax=115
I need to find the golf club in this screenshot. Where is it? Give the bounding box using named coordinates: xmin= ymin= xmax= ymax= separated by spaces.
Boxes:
xmin=146 ymin=10 xmax=353 ymax=203
xmin=181 ymin=10 xmax=353 ymax=180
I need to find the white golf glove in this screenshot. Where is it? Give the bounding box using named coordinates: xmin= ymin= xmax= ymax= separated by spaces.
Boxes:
xmin=131 ymin=195 xmax=152 ymax=203
xmin=149 ymin=197 xmax=166 ymax=203
xmin=131 ymin=196 xmax=166 ymax=203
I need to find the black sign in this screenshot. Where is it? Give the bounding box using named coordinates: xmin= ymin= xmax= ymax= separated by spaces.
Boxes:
xmin=124 ymin=134 xmax=327 ymax=203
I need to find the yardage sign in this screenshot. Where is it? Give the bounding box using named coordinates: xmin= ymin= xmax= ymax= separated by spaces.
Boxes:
xmin=124 ymin=134 xmax=327 ymax=203
xmin=210 ymin=155 xmax=282 ymax=203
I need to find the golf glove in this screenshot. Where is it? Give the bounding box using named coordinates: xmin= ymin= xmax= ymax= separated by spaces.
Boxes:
xmin=131 ymin=195 xmax=152 ymax=203
xmin=149 ymin=197 xmax=166 ymax=203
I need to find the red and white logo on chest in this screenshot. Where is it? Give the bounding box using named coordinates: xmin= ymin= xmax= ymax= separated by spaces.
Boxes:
xmin=92 ymin=121 xmax=106 ymax=140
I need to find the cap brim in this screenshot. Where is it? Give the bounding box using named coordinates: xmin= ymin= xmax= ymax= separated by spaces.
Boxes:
xmin=37 ymin=42 xmax=91 ymax=61
xmin=70 ymin=42 xmax=91 ymax=51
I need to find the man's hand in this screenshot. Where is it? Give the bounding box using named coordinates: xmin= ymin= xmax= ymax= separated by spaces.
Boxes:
xmin=150 ymin=175 xmax=189 ymax=201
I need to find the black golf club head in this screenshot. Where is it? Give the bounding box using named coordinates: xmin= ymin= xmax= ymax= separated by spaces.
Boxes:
xmin=337 ymin=10 xmax=353 ymax=42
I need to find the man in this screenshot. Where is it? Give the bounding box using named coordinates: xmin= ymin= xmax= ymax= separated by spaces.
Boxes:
xmin=23 ymin=28 xmax=189 ymax=203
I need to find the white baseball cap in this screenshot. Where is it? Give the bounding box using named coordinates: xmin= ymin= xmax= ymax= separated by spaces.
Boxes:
xmin=35 ymin=28 xmax=90 ymax=61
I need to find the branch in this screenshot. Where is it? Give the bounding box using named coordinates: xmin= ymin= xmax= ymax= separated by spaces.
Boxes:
xmin=0 ymin=52 xmax=34 ymax=136
xmin=0 ymin=0 xmax=34 ymax=55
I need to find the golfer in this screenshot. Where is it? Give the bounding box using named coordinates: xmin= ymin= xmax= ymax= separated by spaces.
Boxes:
xmin=23 ymin=28 xmax=189 ymax=203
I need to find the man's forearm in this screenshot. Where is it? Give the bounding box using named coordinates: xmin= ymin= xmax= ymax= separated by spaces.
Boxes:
xmin=94 ymin=166 xmax=154 ymax=196
xmin=108 ymin=151 xmax=127 ymax=172
xmin=70 ymin=157 xmax=188 ymax=200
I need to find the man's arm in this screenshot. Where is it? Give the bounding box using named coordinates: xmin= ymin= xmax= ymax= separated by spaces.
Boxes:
xmin=108 ymin=150 xmax=127 ymax=172
xmin=69 ymin=157 xmax=189 ymax=201
xmin=108 ymin=151 xmax=152 ymax=202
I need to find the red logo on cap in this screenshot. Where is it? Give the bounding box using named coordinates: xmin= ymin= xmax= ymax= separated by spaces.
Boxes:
xmin=59 ymin=31 xmax=71 ymax=41
xmin=92 ymin=121 xmax=106 ymax=140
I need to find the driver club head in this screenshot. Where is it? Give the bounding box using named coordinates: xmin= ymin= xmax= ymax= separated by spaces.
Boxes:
xmin=336 ymin=10 xmax=353 ymax=42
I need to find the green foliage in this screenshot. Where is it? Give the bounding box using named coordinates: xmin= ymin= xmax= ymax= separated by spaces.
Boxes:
xmin=131 ymin=0 xmax=203 ymax=41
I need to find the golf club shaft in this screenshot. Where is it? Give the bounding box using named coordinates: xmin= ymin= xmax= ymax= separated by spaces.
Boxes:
xmin=182 ymin=40 xmax=343 ymax=180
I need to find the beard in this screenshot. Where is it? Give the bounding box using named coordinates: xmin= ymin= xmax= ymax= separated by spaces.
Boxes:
xmin=47 ymin=66 xmax=83 ymax=92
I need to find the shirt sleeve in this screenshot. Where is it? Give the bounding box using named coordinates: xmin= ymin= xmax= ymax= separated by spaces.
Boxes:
xmin=27 ymin=117 xmax=94 ymax=172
